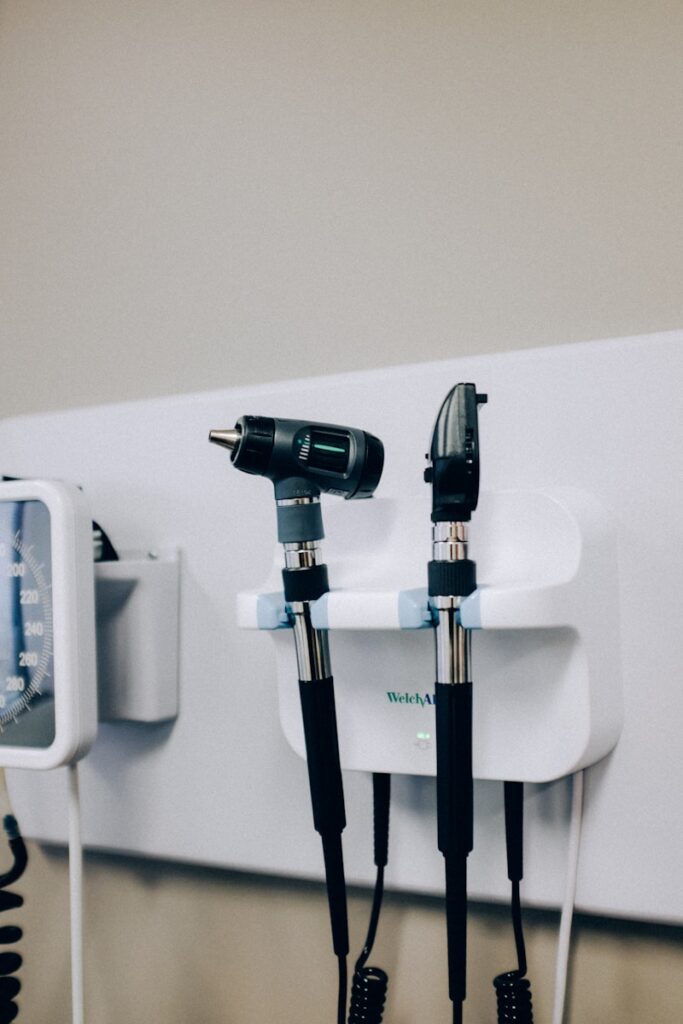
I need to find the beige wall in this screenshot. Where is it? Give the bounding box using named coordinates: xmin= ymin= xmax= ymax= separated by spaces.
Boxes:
xmin=3 ymin=0 xmax=683 ymax=418
xmin=19 ymin=845 xmax=683 ymax=1024
xmin=1 ymin=1 xmax=682 ymax=1021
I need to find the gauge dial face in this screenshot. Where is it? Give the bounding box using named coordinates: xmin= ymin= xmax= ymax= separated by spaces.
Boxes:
xmin=0 ymin=500 xmax=55 ymax=748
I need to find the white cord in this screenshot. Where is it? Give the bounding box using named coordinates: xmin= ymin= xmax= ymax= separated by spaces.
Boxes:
xmin=0 ymin=768 xmax=12 ymax=819
xmin=68 ymin=763 xmax=85 ymax=1024
xmin=552 ymin=769 xmax=585 ymax=1024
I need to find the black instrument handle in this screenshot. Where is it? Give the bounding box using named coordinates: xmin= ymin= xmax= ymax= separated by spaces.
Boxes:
xmin=436 ymin=682 xmax=473 ymax=858
xmin=298 ymin=677 xmax=349 ymax=958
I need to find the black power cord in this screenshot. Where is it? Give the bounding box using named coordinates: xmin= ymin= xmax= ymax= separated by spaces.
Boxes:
xmin=347 ymin=773 xmax=390 ymax=1024
xmin=493 ymin=781 xmax=534 ymax=1023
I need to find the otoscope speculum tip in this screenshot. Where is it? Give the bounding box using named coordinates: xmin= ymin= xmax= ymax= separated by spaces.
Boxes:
xmin=208 ymin=428 xmax=241 ymax=452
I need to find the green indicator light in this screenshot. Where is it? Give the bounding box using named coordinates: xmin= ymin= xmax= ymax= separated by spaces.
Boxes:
xmin=313 ymin=443 xmax=346 ymax=454
xmin=416 ymin=732 xmax=431 ymax=741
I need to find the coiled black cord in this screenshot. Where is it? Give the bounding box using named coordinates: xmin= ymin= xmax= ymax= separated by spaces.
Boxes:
xmin=0 ymin=815 xmax=28 ymax=1023
xmin=493 ymin=783 xmax=533 ymax=1024
xmin=347 ymin=867 xmax=388 ymax=1023
xmin=493 ymin=878 xmax=533 ymax=1022
xmin=347 ymin=774 xmax=390 ymax=1024
xmin=494 ymin=972 xmax=533 ymax=1023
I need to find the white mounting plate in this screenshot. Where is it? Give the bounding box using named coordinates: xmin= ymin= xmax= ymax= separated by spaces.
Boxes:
xmin=240 ymin=486 xmax=622 ymax=783
xmin=1 ymin=331 xmax=681 ymax=924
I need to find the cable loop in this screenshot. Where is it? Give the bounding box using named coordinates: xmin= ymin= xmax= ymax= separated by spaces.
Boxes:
xmin=493 ymin=969 xmax=533 ymax=1023
xmin=0 ymin=820 xmax=26 ymax=1024
xmin=348 ymin=965 xmax=388 ymax=1024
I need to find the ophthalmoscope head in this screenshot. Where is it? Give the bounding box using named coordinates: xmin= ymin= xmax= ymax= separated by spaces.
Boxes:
xmin=209 ymin=416 xmax=384 ymax=502
xmin=425 ymin=383 xmax=487 ymax=522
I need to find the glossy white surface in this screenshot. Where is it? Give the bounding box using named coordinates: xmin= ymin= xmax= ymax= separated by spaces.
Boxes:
xmin=244 ymin=486 xmax=621 ymax=781
xmin=1 ymin=331 xmax=681 ymax=923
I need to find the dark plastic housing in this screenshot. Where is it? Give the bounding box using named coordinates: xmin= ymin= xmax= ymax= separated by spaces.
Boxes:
xmin=229 ymin=415 xmax=384 ymax=501
xmin=426 ymin=384 xmax=487 ymax=522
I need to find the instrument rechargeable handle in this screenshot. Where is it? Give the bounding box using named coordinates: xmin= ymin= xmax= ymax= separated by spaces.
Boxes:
xmin=298 ymin=677 xmax=346 ymax=838
xmin=436 ymin=682 xmax=474 ymax=859
xmin=298 ymin=676 xmax=349 ymax=959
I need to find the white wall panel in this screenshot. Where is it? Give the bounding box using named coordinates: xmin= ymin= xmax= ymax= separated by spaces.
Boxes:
xmin=1 ymin=331 xmax=681 ymax=924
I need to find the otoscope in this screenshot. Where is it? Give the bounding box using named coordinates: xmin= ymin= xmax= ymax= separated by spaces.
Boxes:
xmin=209 ymin=416 xmax=384 ymax=1024
xmin=424 ymin=384 xmax=486 ymax=1024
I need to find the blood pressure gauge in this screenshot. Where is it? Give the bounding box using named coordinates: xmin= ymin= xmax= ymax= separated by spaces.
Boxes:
xmin=0 ymin=479 xmax=97 ymax=769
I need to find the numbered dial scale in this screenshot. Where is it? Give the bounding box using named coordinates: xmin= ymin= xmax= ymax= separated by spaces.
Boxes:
xmin=0 ymin=480 xmax=97 ymax=769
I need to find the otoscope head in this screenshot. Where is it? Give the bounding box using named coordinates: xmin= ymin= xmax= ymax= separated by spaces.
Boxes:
xmin=425 ymin=383 xmax=487 ymax=522
xmin=209 ymin=416 xmax=384 ymax=501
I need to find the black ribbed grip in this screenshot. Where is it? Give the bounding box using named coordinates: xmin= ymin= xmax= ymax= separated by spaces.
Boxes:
xmin=298 ymin=678 xmax=346 ymax=838
xmin=299 ymin=677 xmax=349 ymax=958
xmin=233 ymin=415 xmax=274 ymax=475
xmin=436 ymin=682 xmax=473 ymax=858
xmin=428 ymin=559 xmax=476 ymax=598
xmin=282 ymin=564 xmax=330 ymax=603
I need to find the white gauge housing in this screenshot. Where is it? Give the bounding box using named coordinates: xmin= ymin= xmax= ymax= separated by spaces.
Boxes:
xmin=0 ymin=479 xmax=97 ymax=769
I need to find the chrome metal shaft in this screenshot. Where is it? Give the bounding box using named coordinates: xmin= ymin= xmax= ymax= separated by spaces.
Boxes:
xmin=433 ymin=521 xmax=471 ymax=685
xmin=434 ymin=604 xmax=471 ymax=684
xmin=283 ymin=540 xmax=321 ymax=569
xmin=278 ymin=496 xmax=331 ymax=682
xmin=289 ymin=600 xmax=332 ymax=681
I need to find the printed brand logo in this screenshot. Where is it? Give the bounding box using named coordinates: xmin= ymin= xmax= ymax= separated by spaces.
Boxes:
xmin=386 ymin=691 xmax=436 ymax=707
